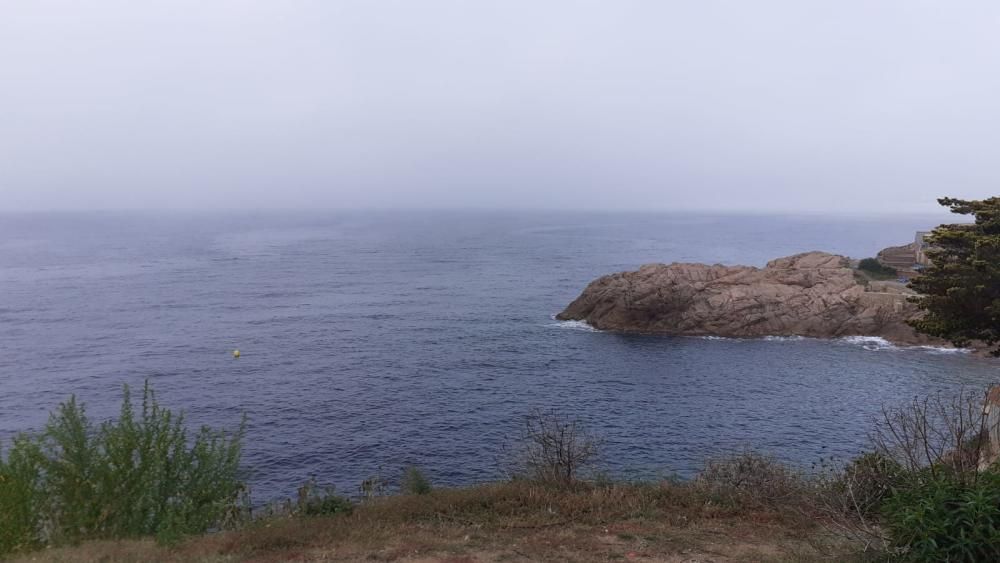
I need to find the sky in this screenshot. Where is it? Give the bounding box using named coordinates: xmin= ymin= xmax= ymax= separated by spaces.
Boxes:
xmin=2 ymin=1 xmax=999 ymax=214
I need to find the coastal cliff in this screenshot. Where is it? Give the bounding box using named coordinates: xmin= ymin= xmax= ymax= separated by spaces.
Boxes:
xmin=557 ymin=251 xmax=948 ymax=346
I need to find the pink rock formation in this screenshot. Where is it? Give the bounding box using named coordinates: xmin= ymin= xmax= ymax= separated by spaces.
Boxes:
xmin=557 ymin=251 xmax=946 ymax=346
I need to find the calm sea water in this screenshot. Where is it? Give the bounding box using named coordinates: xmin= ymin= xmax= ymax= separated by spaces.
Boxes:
xmin=1 ymin=211 xmax=996 ymax=501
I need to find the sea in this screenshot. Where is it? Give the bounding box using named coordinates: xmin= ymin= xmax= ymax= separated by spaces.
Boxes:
xmin=1 ymin=210 xmax=996 ymax=502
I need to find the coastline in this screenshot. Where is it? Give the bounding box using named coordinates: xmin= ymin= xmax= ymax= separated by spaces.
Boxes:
xmin=555 ymin=251 xmax=965 ymax=350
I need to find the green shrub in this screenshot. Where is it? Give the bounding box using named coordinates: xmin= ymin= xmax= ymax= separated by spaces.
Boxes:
xmin=0 ymin=382 xmax=246 ymax=555
xmin=858 ymin=258 xmax=898 ymax=279
xmin=0 ymin=436 xmax=44 ymax=554
xmin=883 ymin=470 xmax=1000 ymax=561
xmin=295 ymin=477 xmax=353 ymax=516
xmin=401 ymin=466 xmax=432 ymax=495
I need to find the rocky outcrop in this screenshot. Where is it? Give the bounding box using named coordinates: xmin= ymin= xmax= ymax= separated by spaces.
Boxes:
xmin=557 ymin=251 xmax=948 ymax=346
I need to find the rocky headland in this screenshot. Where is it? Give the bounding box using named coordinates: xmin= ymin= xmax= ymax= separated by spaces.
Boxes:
xmin=557 ymin=251 xmax=949 ymax=347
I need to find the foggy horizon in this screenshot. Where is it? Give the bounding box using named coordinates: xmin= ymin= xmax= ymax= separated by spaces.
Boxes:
xmin=0 ymin=202 xmax=973 ymax=220
xmin=3 ymin=1 xmax=999 ymax=214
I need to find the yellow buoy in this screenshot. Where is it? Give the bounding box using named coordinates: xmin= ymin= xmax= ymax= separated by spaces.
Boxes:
xmin=233 ymin=349 xmax=241 ymax=359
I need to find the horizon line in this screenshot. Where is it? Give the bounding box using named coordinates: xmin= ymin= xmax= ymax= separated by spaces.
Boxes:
xmin=0 ymin=206 xmax=963 ymax=218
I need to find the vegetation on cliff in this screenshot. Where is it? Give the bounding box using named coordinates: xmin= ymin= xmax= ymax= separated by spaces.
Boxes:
xmin=857 ymin=257 xmax=898 ymax=280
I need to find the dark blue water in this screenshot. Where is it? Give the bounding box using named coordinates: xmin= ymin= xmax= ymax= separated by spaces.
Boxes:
xmin=1 ymin=211 xmax=996 ymax=501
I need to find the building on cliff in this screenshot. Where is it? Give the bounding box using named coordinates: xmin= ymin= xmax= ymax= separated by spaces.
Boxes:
xmin=914 ymin=231 xmax=932 ymax=266
xmin=876 ymin=231 xmax=934 ymax=272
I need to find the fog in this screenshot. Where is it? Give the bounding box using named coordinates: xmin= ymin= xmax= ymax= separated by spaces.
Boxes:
xmin=2 ymin=1 xmax=999 ymax=213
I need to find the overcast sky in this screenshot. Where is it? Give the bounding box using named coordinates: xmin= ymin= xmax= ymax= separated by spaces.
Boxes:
xmin=2 ymin=1 xmax=998 ymax=213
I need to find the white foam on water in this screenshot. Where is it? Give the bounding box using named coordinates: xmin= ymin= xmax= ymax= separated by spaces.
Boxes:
xmin=550 ymin=319 xmax=599 ymax=332
xmin=840 ymin=335 xmax=892 ymax=345
xmin=912 ymin=345 xmax=971 ymax=354
xmin=839 ymin=335 xmax=896 ymax=351
xmin=550 ymin=324 xmax=972 ymax=353
xmin=838 ymin=336 xmax=969 ymax=354
xmin=693 ymin=335 xmax=811 ymax=342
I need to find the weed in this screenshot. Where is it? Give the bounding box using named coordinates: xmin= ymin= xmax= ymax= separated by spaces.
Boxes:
xmin=400 ymin=465 xmax=432 ymax=495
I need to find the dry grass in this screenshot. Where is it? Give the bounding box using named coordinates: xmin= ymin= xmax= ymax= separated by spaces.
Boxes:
xmin=10 ymin=480 xmax=863 ymax=563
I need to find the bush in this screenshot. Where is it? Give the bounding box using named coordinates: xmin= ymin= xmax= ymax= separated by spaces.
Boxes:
xmin=295 ymin=477 xmax=353 ymax=516
xmin=360 ymin=472 xmax=388 ymax=498
xmin=819 ymin=452 xmax=906 ymax=520
xmin=846 ymin=387 xmax=1000 ymax=559
xmin=811 ymin=452 xmax=904 ymax=550
xmin=401 ymin=466 xmax=432 ymax=495
xmin=0 ymin=436 xmax=44 ymax=554
xmin=837 ymin=452 xmax=904 ymax=518
xmin=883 ymin=469 xmax=1000 ymax=561
xmin=858 ymin=258 xmax=898 ymax=279
xmin=695 ymin=451 xmax=806 ymax=508
xmin=506 ymin=409 xmax=602 ymax=486
xmin=872 ymin=389 xmax=992 ymax=483
xmin=0 ymin=382 xmax=246 ymax=555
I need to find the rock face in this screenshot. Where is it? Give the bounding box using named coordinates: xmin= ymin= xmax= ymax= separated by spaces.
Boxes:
xmin=557 ymin=251 xmax=946 ymax=346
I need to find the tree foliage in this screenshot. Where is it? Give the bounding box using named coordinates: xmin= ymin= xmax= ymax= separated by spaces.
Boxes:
xmin=908 ymin=197 xmax=1000 ymax=355
xmin=858 ymin=257 xmax=897 ymax=279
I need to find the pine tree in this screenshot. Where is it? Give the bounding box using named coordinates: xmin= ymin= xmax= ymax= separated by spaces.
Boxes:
xmin=908 ymin=197 xmax=1000 ymax=355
